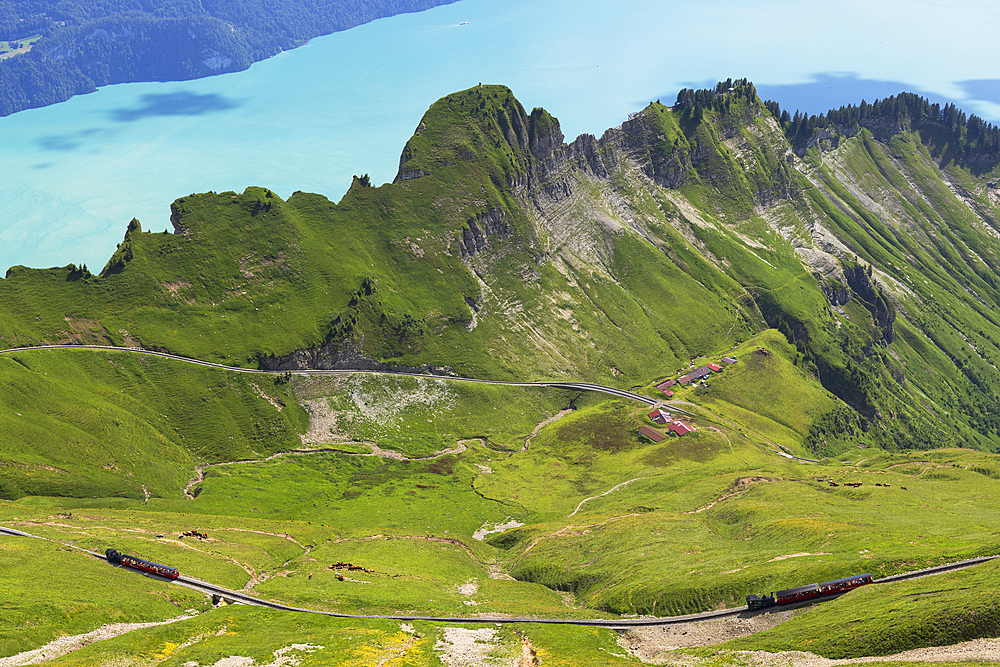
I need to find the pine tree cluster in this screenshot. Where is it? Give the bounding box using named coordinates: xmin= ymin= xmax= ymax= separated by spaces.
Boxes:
xmin=765 ymin=93 xmax=1000 ymax=163
xmin=674 ymin=78 xmax=759 ymax=117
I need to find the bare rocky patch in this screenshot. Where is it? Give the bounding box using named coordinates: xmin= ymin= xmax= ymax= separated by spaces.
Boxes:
xmin=162 ymin=279 xmax=194 ymax=298
xmin=473 ymin=517 xmax=525 ymax=541
xmin=295 ymin=374 xmax=456 ymax=445
xmin=0 ymin=615 xmax=196 ymax=666
xmin=619 ymin=610 xmax=796 ymax=663
xmin=621 ymin=613 xmax=1000 ymax=666
xmin=768 ymin=552 xmax=832 ymax=562
xmin=433 ymin=627 xmax=518 ymax=667
xmin=185 ymin=643 xmax=323 ymax=667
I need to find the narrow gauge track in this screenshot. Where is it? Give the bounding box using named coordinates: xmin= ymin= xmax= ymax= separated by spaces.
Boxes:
xmin=0 ymin=345 xmax=655 ymax=406
xmin=874 ymin=555 xmax=1000 ymax=584
xmin=3 ymin=525 xmax=998 ymax=628
xmin=127 ymin=553 xmax=1000 ymax=628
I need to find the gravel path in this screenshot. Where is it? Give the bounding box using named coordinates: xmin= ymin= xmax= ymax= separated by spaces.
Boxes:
xmin=0 ymin=615 xmax=194 ymax=666
xmin=619 ymin=610 xmax=797 ymax=660
xmin=619 ymin=611 xmax=1000 ymax=665
xmin=567 ymin=477 xmax=646 ymax=517
xmin=733 ymin=639 xmax=1000 ymax=665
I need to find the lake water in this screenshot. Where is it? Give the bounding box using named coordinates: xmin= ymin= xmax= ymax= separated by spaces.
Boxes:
xmin=3 ymin=0 xmax=998 ymax=272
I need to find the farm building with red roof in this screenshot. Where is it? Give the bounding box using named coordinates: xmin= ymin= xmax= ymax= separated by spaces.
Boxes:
xmin=638 ymin=425 xmax=667 ymax=442
xmin=668 ymin=421 xmax=696 ymax=436
xmin=647 ymin=408 xmax=670 ymax=425
xmin=680 ymin=367 xmax=713 ymax=383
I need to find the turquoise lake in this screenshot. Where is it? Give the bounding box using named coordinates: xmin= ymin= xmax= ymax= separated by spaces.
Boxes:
xmin=2 ymin=0 xmax=998 ymax=271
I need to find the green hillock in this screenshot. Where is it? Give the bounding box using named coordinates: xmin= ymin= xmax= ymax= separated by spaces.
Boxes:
xmin=0 ymin=349 xmax=307 ymax=499
xmin=0 ymin=85 xmax=757 ymax=386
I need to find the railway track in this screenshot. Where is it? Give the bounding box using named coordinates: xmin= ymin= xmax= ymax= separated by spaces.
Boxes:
xmin=0 ymin=345 xmax=655 ymax=406
xmin=172 ymin=573 xmax=741 ymax=628
xmin=874 ymin=555 xmax=1000 ymax=584
xmin=3 ymin=525 xmax=997 ymax=628
xmin=172 ymin=553 xmax=1000 ymax=628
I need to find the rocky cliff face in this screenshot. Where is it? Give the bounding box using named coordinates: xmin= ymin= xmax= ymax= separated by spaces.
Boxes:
xmin=258 ymin=338 xmax=454 ymax=376
xmin=444 ymin=81 xmax=997 ymax=451
xmin=457 ymin=209 xmax=510 ymax=257
xmin=844 ymin=263 xmax=896 ymax=343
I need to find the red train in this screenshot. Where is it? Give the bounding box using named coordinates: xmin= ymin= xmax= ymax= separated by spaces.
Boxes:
xmin=106 ymin=548 xmax=180 ymax=580
xmin=746 ymin=572 xmax=872 ymax=610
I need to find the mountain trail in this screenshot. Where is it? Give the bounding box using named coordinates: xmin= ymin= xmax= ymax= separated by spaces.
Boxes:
xmin=0 ymin=615 xmax=196 ymax=667
xmin=517 ymin=408 xmax=573 ymax=453
xmin=685 ymin=477 xmax=782 ymax=514
xmin=568 ymin=477 xmax=647 ymax=517
xmin=211 ymin=527 xmax=305 ymax=548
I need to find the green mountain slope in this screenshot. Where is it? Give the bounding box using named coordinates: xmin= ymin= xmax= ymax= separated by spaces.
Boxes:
xmin=3 ymin=80 xmax=1000 ymax=460
xmin=0 ymin=349 xmax=307 ymax=499
xmin=0 ymin=86 xmax=760 ymax=385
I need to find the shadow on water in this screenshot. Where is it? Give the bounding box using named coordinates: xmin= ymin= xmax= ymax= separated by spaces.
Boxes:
xmin=958 ymin=80 xmax=1000 ymax=106
xmin=110 ymin=91 xmax=242 ymax=122
xmin=37 ymin=135 xmax=84 ymax=151
xmin=754 ymin=73 xmax=950 ymax=115
xmin=36 ymin=128 xmax=105 ymax=152
xmin=34 ymin=91 xmax=242 ymax=152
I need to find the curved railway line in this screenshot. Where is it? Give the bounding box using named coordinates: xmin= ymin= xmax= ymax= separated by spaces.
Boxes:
xmin=2 ymin=525 xmax=997 ymax=628
xmin=0 ymin=345 xmax=658 ymax=406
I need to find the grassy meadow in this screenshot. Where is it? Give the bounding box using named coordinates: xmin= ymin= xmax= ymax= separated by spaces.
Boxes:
xmin=0 ymin=348 xmax=308 ymax=499
xmin=4 ymin=331 xmax=1000 ymax=662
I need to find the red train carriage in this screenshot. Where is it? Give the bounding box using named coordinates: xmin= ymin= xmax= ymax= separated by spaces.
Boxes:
xmin=819 ymin=573 xmax=873 ymax=595
xmin=746 ymin=572 xmax=872 ymax=610
xmin=774 ymin=583 xmax=821 ymax=604
xmin=106 ymin=548 xmax=180 ymax=580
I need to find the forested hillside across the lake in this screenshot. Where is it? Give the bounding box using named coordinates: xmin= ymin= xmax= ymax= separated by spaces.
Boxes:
xmin=0 ymin=0 xmax=459 ymax=115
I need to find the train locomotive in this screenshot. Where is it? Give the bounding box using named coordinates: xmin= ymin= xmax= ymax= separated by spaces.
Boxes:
xmin=106 ymin=548 xmax=180 ymax=580
xmin=746 ymin=572 xmax=873 ymax=610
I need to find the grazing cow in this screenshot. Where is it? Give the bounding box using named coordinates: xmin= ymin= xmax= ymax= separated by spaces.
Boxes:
xmin=900 ymin=486 xmax=907 ymax=490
